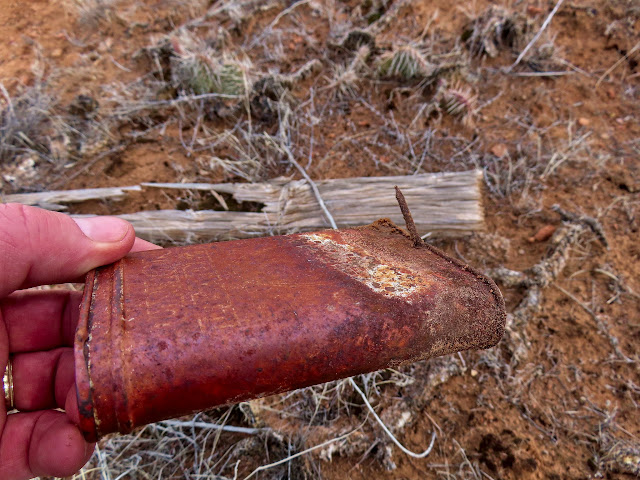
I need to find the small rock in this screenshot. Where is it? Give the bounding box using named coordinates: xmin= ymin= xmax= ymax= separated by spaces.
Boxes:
xmin=98 ymin=38 xmax=113 ymax=53
xmin=528 ymin=224 xmax=556 ymax=243
xmin=526 ymin=5 xmax=544 ymax=16
xmin=51 ymin=48 xmax=63 ymax=58
xmin=578 ymin=117 xmax=590 ymax=127
xmin=490 ymin=143 xmax=508 ymax=158
xmin=470 ymin=369 xmax=478 ymax=377
xmin=601 ymin=133 xmax=610 ymax=140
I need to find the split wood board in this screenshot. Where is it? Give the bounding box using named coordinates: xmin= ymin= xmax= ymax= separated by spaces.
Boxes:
xmin=3 ymin=170 xmax=485 ymax=243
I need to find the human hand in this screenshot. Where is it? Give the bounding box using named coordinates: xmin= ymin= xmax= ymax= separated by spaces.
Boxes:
xmin=0 ymin=204 xmax=160 ymax=479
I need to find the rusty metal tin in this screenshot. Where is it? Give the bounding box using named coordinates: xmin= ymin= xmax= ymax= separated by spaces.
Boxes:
xmin=74 ymin=219 xmax=505 ymax=441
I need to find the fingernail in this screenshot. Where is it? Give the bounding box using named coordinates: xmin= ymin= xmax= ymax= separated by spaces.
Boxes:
xmin=74 ymin=217 xmax=130 ymax=243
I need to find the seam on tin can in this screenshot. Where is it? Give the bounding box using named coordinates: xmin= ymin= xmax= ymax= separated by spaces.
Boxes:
xmin=111 ymin=259 xmax=132 ymax=434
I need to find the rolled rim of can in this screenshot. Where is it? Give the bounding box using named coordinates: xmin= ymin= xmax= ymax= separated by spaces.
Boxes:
xmin=75 ymin=269 xmax=99 ymax=441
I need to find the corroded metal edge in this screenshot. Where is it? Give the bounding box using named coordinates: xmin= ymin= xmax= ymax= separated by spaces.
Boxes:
xmin=379 ymin=217 xmax=506 ymax=350
xmin=301 ymin=219 xmax=505 ymax=357
xmin=405 ymin=225 xmax=507 ymax=348
xmin=388 ymin=218 xmax=504 ymax=333
xmin=74 ymin=269 xmax=98 ymax=442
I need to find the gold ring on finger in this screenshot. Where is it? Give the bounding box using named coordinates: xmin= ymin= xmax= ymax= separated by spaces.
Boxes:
xmin=3 ymin=358 xmax=14 ymax=411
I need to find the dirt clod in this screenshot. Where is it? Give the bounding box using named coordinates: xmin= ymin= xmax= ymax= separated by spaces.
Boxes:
xmin=528 ymin=224 xmax=557 ymax=242
xmin=0 ymin=0 xmax=638 ymax=479
xmin=490 ymin=143 xmax=509 ymax=158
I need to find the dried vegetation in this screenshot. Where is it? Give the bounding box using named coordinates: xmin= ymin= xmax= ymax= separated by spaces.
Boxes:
xmin=1 ymin=0 xmax=639 ymax=479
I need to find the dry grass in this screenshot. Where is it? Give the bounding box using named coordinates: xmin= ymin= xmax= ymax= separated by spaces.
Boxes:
xmin=65 ymin=0 xmax=119 ymax=27
xmin=0 ymin=82 xmax=56 ymax=165
xmin=8 ymin=0 xmax=636 ymax=478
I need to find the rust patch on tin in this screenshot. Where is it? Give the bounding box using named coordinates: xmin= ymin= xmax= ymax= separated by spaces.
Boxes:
xmin=300 ymin=232 xmax=432 ymax=301
xmin=74 ymin=219 xmax=506 ymax=441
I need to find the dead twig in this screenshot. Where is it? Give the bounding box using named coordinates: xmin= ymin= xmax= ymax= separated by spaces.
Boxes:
xmin=242 ymin=428 xmax=359 ymax=480
xmin=552 ymin=204 xmax=609 ymax=250
xmin=47 ymin=144 xmax=127 ymax=190
xmin=552 ymin=284 xmax=631 ymax=362
xmin=248 ymin=0 xmax=313 ymax=48
xmin=507 ymin=0 xmax=566 ymax=72
xmin=158 ymin=420 xmax=269 ymax=435
xmin=596 ymin=41 xmax=640 ymax=88
xmin=593 ymin=268 xmax=640 ymax=302
xmin=283 ymin=146 xmax=338 ymax=231
xmin=598 ymin=427 xmax=640 ymax=476
xmin=488 ymin=204 xmax=610 ymax=364
xmin=348 ymin=377 xmax=436 ymax=459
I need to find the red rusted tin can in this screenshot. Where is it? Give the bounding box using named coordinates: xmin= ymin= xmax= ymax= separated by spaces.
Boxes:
xmin=74 ymin=219 xmax=505 ymax=441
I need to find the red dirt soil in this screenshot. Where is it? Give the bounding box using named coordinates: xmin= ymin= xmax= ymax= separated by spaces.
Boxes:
xmin=1 ymin=0 xmax=639 ymax=479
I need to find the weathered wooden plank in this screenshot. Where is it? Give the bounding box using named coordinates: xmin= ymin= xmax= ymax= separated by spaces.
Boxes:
xmin=71 ymin=210 xmax=271 ymax=244
xmin=2 ymin=186 xmax=142 ymax=211
xmin=4 ymin=170 xmax=485 ymax=243
xmin=139 ymin=170 xmax=485 ymax=237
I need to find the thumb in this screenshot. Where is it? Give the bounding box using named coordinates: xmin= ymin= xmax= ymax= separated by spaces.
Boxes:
xmin=0 ymin=204 xmax=136 ymax=297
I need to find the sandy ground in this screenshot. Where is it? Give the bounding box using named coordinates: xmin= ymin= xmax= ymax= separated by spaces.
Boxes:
xmin=1 ymin=0 xmax=639 ymax=478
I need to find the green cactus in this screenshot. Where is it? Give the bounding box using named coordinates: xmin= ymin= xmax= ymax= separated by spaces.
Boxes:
xmin=175 ymin=55 xmax=246 ymax=96
xmin=378 ymin=46 xmax=434 ymax=80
